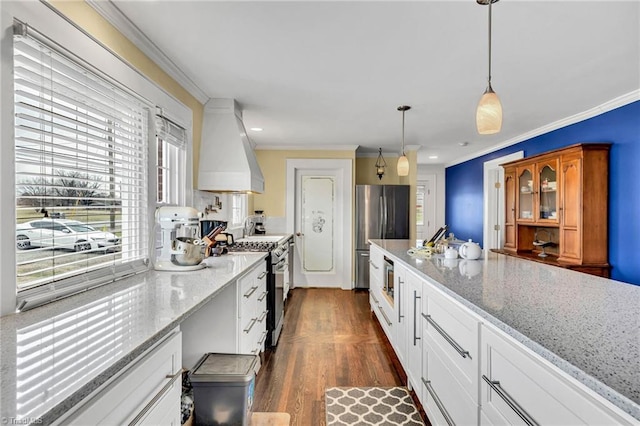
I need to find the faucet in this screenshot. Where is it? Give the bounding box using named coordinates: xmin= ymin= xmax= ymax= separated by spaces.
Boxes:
xmin=243 ymin=216 xmax=255 ymax=238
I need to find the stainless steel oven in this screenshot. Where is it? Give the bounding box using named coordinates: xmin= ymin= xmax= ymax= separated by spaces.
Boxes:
xmin=271 ymin=242 xmax=289 ymax=346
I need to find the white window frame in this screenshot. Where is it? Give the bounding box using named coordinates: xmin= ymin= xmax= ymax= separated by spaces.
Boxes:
xmin=0 ymin=1 xmax=193 ymax=315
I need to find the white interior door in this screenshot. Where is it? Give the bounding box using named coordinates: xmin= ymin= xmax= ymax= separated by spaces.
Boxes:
xmin=483 ymin=152 xmax=524 ymax=250
xmin=416 ymin=177 xmax=436 ymax=243
xmin=286 ymin=159 xmax=352 ymax=289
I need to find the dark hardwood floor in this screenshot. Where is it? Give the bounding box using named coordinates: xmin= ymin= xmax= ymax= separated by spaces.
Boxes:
xmin=253 ymin=288 xmax=403 ymax=425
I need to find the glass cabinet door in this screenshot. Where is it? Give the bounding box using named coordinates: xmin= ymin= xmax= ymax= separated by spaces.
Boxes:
xmin=538 ymin=163 xmax=558 ymax=221
xmin=518 ymin=168 xmax=534 ymax=220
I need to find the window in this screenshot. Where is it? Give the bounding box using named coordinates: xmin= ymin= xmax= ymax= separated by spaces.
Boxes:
xmin=155 ymin=114 xmax=187 ymax=206
xmin=14 ymin=22 xmax=151 ymax=309
xmin=231 ymin=193 xmax=247 ymax=227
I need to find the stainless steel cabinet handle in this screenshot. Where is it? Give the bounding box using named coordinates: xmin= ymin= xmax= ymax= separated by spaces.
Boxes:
xmin=258 ymin=271 xmax=267 ymax=280
xmin=371 ymin=292 xmax=380 ymax=305
xmin=258 ymin=331 xmax=268 ymax=346
xmin=413 ymin=290 xmax=421 ymax=346
xmin=422 ymin=378 xmax=455 ymax=426
xmin=369 ymin=260 xmax=379 ymax=270
xmin=398 ymin=278 xmax=404 ymax=322
xmin=258 ymin=291 xmax=267 ymax=302
xmin=129 ymin=368 xmax=185 ymax=425
xmin=244 ymin=286 xmax=259 ymax=298
xmin=482 ymin=375 xmax=539 ymax=426
xmin=258 ymin=310 xmax=268 ymax=322
xmin=243 ymin=318 xmax=257 ymax=334
xmin=423 ymin=313 xmax=471 ymax=359
xmin=378 ymin=304 xmax=393 ymax=327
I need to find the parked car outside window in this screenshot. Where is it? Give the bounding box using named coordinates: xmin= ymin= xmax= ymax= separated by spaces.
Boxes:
xmin=16 ymin=219 xmax=121 ymax=253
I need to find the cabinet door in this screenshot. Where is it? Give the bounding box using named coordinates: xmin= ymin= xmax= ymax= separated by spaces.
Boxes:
xmin=481 ymin=324 xmax=633 ymax=425
xmin=405 ymin=272 xmax=423 ymax=397
xmin=516 ymin=166 xmax=535 ymax=222
xmin=559 ymin=156 xmax=582 ymax=262
xmin=536 ymin=159 xmax=559 ymax=224
xmin=393 ymin=263 xmax=409 ymax=369
xmin=503 ymin=167 xmax=517 ymax=251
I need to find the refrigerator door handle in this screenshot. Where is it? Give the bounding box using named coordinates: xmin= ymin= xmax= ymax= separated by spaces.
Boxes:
xmin=379 ymin=195 xmax=384 ymax=238
xmin=383 ymin=194 xmax=388 ymax=237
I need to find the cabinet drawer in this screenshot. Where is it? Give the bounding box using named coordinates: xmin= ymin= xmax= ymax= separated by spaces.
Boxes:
xmin=370 ymin=291 xmax=393 ymax=342
xmin=481 ymin=324 xmax=634 ymax=425
xmin=423 ymin=340 xmax=478 ymax=426
xmin=423 ymin=285 xmax=479 ymax=402
xmin=65 ymin=330 xmax=182 ymax=425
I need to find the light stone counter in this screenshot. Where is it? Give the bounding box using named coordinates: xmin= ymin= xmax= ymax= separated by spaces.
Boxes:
xmin=370 ymin=239 xmax=640 ymax=421
xmin=0 ymin=253 xmax=266 ymax=425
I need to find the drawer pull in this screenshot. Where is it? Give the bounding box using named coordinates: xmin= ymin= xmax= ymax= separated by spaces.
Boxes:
xmin=378 ymin=304 xmax=393 ymax=327
xmin=244 ymin=286 xmax=259 ymax=298
xmin=413 ymin=291 xmax=421 ymax=346
xmin=258 ymin=310 xmax=268 ymax=322
xmin=422 ymin=378 xmax=455 ymax=426
xmin=243 ymin=318 xmax=257 ymax=334
xmin=482 ymin=375 xmax=539 ymax=426
xmin=369 ymin=260 xmax=379 ymax=270
xmin=258 ymin=291 xmax=268 ymax=302
xmin=371 ymin=292 xmax=380 ymax=305
xmin=397 ymin=278 xmax=404 ymax=322
xmin=258 ymin=271 xmax=267 ymax=280
xmin=258 ymin=331 xmax=268 ymax=346
xmin=129 ymin=368 xmax=185 ymax=425
xmin=423 ymin=314 xmax=471 ymax=359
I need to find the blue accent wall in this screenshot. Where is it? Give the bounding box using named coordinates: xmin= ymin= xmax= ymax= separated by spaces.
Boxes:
xmin=445 ymin=100 xmax=640 ymax=285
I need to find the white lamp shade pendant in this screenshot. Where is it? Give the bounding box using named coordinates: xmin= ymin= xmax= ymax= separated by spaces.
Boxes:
xmin=397 ymin=155 xmax=409 ymax=176
xmin=476 ymin=84 xmax=502 ymax=134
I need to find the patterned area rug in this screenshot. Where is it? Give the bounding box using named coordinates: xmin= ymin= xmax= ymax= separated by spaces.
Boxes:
xmin=325 ymin=387 xmax=424 ymax=426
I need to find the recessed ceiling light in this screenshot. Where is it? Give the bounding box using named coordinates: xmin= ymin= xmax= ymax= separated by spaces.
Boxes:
xmin=250 ymin=127 xmax=263 ymax=132
xmin=428 ymin=155 xmax=438 ymax=160
xmin=459 ymin=141 xmax=469 ymax=146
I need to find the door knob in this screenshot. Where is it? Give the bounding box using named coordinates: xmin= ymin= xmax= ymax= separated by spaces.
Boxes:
xmin=296 ymin=232 xmax=304 ymax=237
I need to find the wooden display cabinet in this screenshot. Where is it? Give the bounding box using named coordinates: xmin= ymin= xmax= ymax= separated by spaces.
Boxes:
xmin=497 ymin=143 xmax=611 ymax=278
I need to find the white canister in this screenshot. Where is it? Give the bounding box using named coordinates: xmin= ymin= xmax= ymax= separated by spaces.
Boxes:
xmin=444 ymin=247 xmax=458 ymax=259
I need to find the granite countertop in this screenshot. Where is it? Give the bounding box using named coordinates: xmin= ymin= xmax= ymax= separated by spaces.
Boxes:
xmin=0 ymin=252 xmax=266 ymax=425
xmin=370 ymin=239 xmax=640 ymax=421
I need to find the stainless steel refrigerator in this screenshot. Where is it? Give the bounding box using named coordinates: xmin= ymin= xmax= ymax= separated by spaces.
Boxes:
xmin=355 ymin=184 xmax=410 ymax=289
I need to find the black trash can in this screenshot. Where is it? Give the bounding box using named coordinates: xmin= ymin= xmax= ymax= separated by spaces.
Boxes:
xmin=189 ymin=353 xmax=258 ymax=426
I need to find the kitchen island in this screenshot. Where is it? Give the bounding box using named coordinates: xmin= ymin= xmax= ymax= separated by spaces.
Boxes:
xmin=0 ymin=252 xmax=266 ymax=425
xmin=370 ymin=239 xmax=640 ymax=423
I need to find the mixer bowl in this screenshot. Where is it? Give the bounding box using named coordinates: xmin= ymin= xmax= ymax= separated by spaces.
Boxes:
xmin=171 ymin=237 xmax=205 ymax=266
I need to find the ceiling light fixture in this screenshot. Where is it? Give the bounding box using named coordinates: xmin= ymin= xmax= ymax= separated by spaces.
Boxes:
xmin=476 ymin=0 xmax=502 ymax=135
xmin=375 ymin=148 xmax=387 ymax=180
xmin=397 ymin=105 xmax=411 ymax=176
xmin=250 ymin=127 xmax=263 ymax=132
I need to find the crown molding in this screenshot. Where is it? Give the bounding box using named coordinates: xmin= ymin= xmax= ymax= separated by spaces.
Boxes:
xmin=446 ymin=90 xmax=640 ymax=167
xmin=256 ymin=145 xmax=360 ymax=151
xmin=86 ymin=0 xmax=209 ymax=104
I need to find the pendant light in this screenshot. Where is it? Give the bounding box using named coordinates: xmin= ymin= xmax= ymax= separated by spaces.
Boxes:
xmin=476 ymin=0 xmax=502 ymax=135
xmin=397 ymin=105 xmax=410 ymax=176
xmin=375 ymin=148 xmax=387 ymax=180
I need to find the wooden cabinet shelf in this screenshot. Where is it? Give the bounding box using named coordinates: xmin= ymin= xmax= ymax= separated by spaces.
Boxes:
xmin=501 ymin=143 xmax=611 ymax=278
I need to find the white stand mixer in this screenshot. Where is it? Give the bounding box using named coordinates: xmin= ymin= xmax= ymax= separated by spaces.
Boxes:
xmin=155 ymin=206 xmax=206 ymax=271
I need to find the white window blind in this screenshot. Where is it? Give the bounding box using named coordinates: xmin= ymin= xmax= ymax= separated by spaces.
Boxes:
xmin=14 ymin=22 xmax=150 ymax=309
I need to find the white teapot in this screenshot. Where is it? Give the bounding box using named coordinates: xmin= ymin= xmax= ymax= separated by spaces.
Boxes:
xmin=459 ymin=239 xmax=482 ymax=260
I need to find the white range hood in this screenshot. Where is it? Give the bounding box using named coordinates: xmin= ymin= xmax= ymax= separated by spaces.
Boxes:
xmin=198 ymin=98 xmax=265 ymax=193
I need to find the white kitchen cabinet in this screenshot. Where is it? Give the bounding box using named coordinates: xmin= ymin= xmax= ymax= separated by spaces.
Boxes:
xmin=239 ymin=263 xmax=268 ymax=356
xmin=480 ymin=323 xmax=635 ymax=426
xmin=60 ymin=330 xmax=182 ymax=426
xmin=393 ymin=262 xmax=409 ymax=370
xmin=181 ymin=259 xmax=267 ymax=369
xmin=424 ymin=281 xmax=480 ymax=404
xmin=405 ymin=268 xmax=423 ymax=396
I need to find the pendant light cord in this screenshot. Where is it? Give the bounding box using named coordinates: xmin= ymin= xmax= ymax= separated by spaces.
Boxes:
xmin=401 ymin=109 xmax=406 ymax=155
xmin=487 ymin=0 xmax=493 ymax=86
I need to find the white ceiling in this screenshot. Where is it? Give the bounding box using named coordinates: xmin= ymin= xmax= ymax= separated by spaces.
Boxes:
xmin=107 ymin=0 xmax=639 ymax=165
